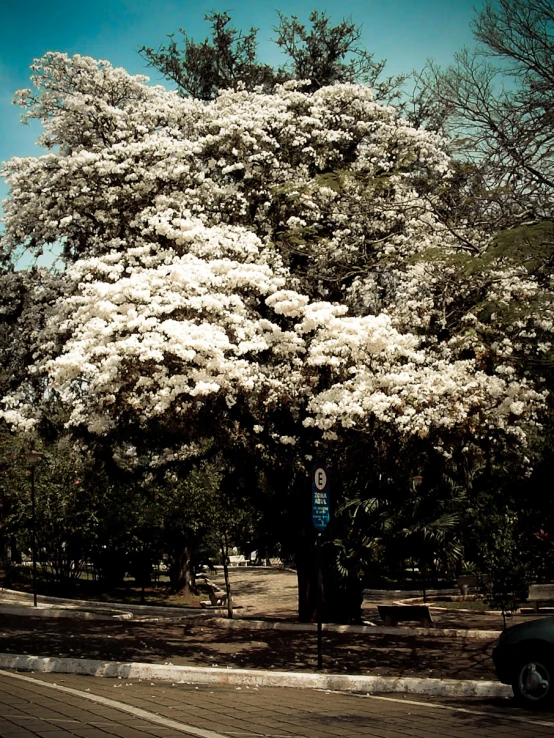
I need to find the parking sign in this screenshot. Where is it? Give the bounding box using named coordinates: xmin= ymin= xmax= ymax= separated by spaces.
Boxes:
xmin=312 ymin=464 xmax=330 ymax=531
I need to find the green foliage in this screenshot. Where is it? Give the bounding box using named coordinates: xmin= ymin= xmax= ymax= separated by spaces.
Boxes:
xmin=156 ymin=463 xmax=222 ymax=593
xmin=315 ymin=430 xmax=468 ymax=622
xmin=0 ymin=425 xmax=27 ymax=564
xmin=479 ymin=545 xmax=530 ymax=626
xmin=463 ymin=478 xmax=531 ymax=625
xmin=140 ymin=9 xmax=405 ymax=102
xmin=491 ymin=222 xmax=554 ymax=276
xmin=140 ymin=11 xmax=278 ymax=100
xmin=0 ymin=268 xmax=66 ymax=399
xmin=0 ymin=432 xmax=102 ymax=594
xmin=33 ymin=450 xmax=98 ymax=593
xmin=273 ymin=10 xmax=404 ymax=99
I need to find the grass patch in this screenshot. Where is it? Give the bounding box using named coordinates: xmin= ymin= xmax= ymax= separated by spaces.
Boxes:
xmin=433 ymin=599 xmax=489 ymax=612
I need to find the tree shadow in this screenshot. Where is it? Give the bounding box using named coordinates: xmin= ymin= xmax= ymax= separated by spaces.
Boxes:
xmin=0 ymin=614 xmax=499 ymax=679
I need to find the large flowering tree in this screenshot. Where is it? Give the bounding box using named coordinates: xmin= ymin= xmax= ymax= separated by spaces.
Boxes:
xmin=2 ymin=53 xmax=552 ymax=619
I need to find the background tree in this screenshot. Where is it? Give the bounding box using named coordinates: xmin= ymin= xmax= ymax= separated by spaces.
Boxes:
xmin=472 ymin=504 xmax=530 ymax=628
xmin=29 ymin=441 xmax=98 ymax=595
xmin=415 ymin=0 xmax=554 ymax=228
xmin=138 ymin=3 xmax=554 ymax=614
xmin=139 ymin=11 xmax=278 ymax=100
xmin=273 ymin=10 xmax=405 ymax=99
xmin=140 ymin=10 xmax=405 ymax=102
xmin=157 ymin=461 xmax=223 ymax=597
xmin=0 ymin=427 xmax=26 ymax=569
xmin=2 ymin=52 xmax=550 ymax=622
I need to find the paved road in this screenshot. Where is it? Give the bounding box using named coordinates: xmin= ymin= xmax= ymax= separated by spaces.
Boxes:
xmin=2 ymin=669 xmax=554 ymax=738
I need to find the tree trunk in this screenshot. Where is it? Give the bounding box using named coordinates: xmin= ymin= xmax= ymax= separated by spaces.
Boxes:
xmin=322 ymin=569 xmax=363 ymax=625
xmin=10 ymin=536 xmax=21 ymax=564
xmin=0 ymin=536 xmax=8 ymax=564
xmin=295 ymin=526 xmax=363 ymax=624
xmin=295 ymin=526 xmax=318 ymax=622
xmin=221 ymin=534 xmax=234 ymax=618
xmin=169 ymin=545 xmax=195 ymax=595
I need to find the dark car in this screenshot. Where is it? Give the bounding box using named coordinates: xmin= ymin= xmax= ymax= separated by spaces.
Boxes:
xmin=493 ymin=617 xmax=554 ymax=707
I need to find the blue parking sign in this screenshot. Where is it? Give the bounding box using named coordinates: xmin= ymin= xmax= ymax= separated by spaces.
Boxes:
xmin=312 ymin=464 xmax=330 ymax=531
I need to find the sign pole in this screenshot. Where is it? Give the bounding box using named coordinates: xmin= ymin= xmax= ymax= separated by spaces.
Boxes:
xmin=316 ymin=531 xmax=323 ymax=670
xmin=312 ymin=464 xmax=330 ymax=671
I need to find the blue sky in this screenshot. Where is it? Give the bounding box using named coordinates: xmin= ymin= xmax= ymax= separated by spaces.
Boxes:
xmin=1 ymin=0 xmax=484 ymax=239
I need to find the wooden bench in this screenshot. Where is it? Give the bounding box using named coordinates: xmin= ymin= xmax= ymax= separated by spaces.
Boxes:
xmin=528 ymin=584 xmax=554 ymax=613
xmin=377 ymin=604 xmax=434 ymax=628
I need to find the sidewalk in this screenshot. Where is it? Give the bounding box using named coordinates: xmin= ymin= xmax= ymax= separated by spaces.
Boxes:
xmin=2 ymin=670 xmax=547 ymax=738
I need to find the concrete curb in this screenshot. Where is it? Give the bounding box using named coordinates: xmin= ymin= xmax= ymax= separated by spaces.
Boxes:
xmin=0 ymin=601 xmax=500 ymax=638
xmin=0 ymin=588 xmax=203 ymax=618
xmin=397 ymin=596 xmax=506 ymax=617
xmin=207 ymin=617 xmax=500 ymax=640
xmin=0 ymin=602 xmax=210 ymax=622
xmin=0 ymin=604 xmax=135 ymax=621
xmin=1 ymin=592 xmax=500 ymax=639
xmin=0 ymin=653 xmax=512 ymax=699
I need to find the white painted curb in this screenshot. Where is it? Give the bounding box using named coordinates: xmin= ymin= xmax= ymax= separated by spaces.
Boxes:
xmin=0 ymin=604 xmax=133 ymax=620
xmin=207 ymin=617 xmax=500 ymax=640
xmin=0 ymin=588 xmax=204 ymax=618
xmin=0 ymin=653 xmax=512 ymax=698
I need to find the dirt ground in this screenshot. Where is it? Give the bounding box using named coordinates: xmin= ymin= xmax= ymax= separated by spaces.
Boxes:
xmin=0 ymin=613 xmax=500 ymax=680
xmin=0 ymin=567 xmax=525 ymax=681
xmin=206 ymin=566 xmax=538 ymax=632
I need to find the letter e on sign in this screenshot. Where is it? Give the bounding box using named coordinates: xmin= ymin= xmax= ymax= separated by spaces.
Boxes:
xmin=315 ymin=467 xmax=327 ymax=492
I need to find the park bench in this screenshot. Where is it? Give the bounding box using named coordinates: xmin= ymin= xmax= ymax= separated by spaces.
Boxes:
xmin=228 ymin=555 xmax=248 ymax=566
xmin=528 ymin=583 xmax=554 ymax=613
xmin=377 ymin=604 xmax=434 ymax=628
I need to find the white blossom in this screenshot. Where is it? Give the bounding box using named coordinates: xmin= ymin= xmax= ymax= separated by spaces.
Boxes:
xmin=0 ymin=52 xmax=549 ymax=459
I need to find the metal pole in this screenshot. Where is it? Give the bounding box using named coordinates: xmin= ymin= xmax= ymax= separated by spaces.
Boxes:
xmin=30 ymin=465 xmax=37 ymax=608
xmin=317 ymin=532 xmax=323 ymax=670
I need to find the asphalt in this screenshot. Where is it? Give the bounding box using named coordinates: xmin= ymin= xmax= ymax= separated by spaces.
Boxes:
xmin=0 ymin=586 xmax=512 ymax=700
